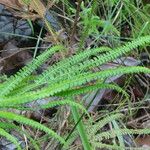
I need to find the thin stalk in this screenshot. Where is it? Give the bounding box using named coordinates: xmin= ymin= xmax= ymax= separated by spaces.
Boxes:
xmin=71 ymin=106 xmax=92 ymax=150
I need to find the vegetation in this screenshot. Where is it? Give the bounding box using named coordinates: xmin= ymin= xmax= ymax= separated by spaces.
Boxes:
xmin=0 ymin=0 xmax=150 ymax=149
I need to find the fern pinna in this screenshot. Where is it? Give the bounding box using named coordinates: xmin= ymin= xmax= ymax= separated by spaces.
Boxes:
xmin=0 ymin=36 xmax=149 ymax=149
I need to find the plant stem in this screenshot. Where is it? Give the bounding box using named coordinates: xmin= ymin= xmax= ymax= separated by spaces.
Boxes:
xmin=71 ymin=106 xmax=91 ymax=150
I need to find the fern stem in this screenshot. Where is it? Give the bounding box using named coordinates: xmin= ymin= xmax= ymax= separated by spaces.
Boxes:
xmin=71 ymin=106 xmax=92 ymax=150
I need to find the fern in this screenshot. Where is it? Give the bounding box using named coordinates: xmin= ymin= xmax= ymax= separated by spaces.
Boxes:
xmin=15 ymin=35 xmax=150 ymax=93
xmin=11 ymin=47 xmax=111 ymax=94
xmin=34 ymin=36 xmax=150 ymax=84
xmin=85 ymin=112 xmax=150 ymax=149
xmin=0 ymin=66 xmax=149 ymax=108
xmin=0 ymin=122 xmax=40 ymax=150
xmin=95 ymin=128 xmax=150 ymax=142
xmin=57 ymin=83 xmax=129 ymax=99
xmin=4 ymin=36 xmax=150 ymax=97
xmin=63 ymin=130 xmax=79 ymax=149
xmin=0 ymin=35 xmax=149 ymax=149
xmin=0 ymin=45 xmax=64 ymax=96
xmin=0 ymin=127 xmax=21 ymax=150
xmin=88 ymin=113 xmax=124 ymax=136
xmin=35 ymin=47 xmax=112 ymax=84
xmin=0 ymin=111 xmax=67 ymax=146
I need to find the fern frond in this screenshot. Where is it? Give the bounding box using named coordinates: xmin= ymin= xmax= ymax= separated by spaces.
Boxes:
xmin=0 ymin=122 xmax=40 ymax=150
xmin=35 ymin=47 xmax=111 ymax=84
xmin=70 ymin=36 xmax=150 ymax=73
xmin=91 ymin=142 xmax=142 ymax=150
xmin=4 ymin=36 xmax=150 ymax=96
xmin=33 ymin=66 xmax=150 ymax=97
xmin=0 ymin=122 xmax=16 ymax=130
xmin=0 ymin=45 xmax=64 ymax=96
xmin=63 ymin=130 xmax=79 ymax=150
xmin=0 ymin=111 xmax=67 ymax=146
xmin=95 ymin=128 xmax=150 ymax=142
xmin=36 ymin=36 xmax=150 ymax=83
xmin=14 ymin=47 xmax=111 ymax=94
xmin=91 ymin=142 xmax=124 ymax=150
xmin=0 ymin=66 xmax=149 ymax=107
xmin=0 ymin=127 xmax=21 ymax=150
xmin=88 ymin=113 xmax=124 ymax=136
xmin=58 ymin=83 xmax=129 ymax=99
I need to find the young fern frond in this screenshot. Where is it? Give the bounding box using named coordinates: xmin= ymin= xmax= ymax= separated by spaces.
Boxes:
xmin=0 ymin=45 xmax=64 ymax=96
xmin=0 ymin=111 xmax=67 ymax=146
xmin=0 ymin=127 xmax=21 ymax=150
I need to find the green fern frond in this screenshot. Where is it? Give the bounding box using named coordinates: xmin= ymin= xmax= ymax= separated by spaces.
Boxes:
xmin=3 ymin=36 xmax=150 ymax=97
xmin=14 ymin=47 xmax=111 ymax=94
xmin=0 ymin=45 xmax=64 ymax=96
xmin=63 ymin=130 xmax=79 ymax=149
xmin=33 ymin=66 xmax=150 ymax=97
xmin=0 ymin=127 xmax=21 ymax=150
xmin=35 ymin=47 xmax=111 ymax=84
xmin=0 ymin=122 xmax=40 ymax=150
xmin=0 ymin=66 xmax=149 ymax=107
xmin=0 ymin=111 xmax=67 ymax=146
xmin=91 ymin=142 xmax=124 ymax=150
xmin=0 ymin=122 xmax=16 ymax=130
xmin=88 ymin=113 xmax=124 ymax=136
xmin=95 ymin=128 xmax=150 ymax=142
xmin=36 ymin=36 xmax=150 ymax=83
xmin=58 ymin=83 xmax=129 ymax=99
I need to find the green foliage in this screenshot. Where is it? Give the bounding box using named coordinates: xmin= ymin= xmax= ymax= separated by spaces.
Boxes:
xmin=0 ymin=111 xmax=66 ymax=145
xmin=0 ymin=127 xmax=21 ymax=150
xmin=0 ymin=45 xmax=64 ymax=96
xmin=0 ymin=35 xmax=150 ymax=148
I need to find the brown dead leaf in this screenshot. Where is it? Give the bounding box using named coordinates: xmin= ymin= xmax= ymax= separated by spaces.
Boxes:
xmin=0 ymin=0 xmax=23 ymax=10
xmin=29 ymin=0 xmax=46 ymax=17
xmin=135 ymin=135 xmax=150 ymax=147
xmin=0 ymin=40 xmax=32 ymax=75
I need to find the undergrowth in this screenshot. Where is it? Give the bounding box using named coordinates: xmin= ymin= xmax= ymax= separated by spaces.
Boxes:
xmin=0 ymin=0 xmax=150 ymax=150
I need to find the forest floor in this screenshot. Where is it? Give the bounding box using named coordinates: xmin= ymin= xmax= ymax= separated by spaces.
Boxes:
xmin=0 ymin=1 xmax=150 ymax=150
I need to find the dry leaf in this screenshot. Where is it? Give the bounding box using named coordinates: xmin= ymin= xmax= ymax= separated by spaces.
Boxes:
xmin=135 ymin=135 xmax=150 ymax=147
xmin=0 ymin=40 xmax=32 ymax=75
xmin=29 ymin=0 xmax=46 ymax=17
xmin=0 ymin=0 xmax=23 ymax=10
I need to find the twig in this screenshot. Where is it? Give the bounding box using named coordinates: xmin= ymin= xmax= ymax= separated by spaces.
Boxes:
xmin=70 ymin=0 xmax=82 ymax=44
